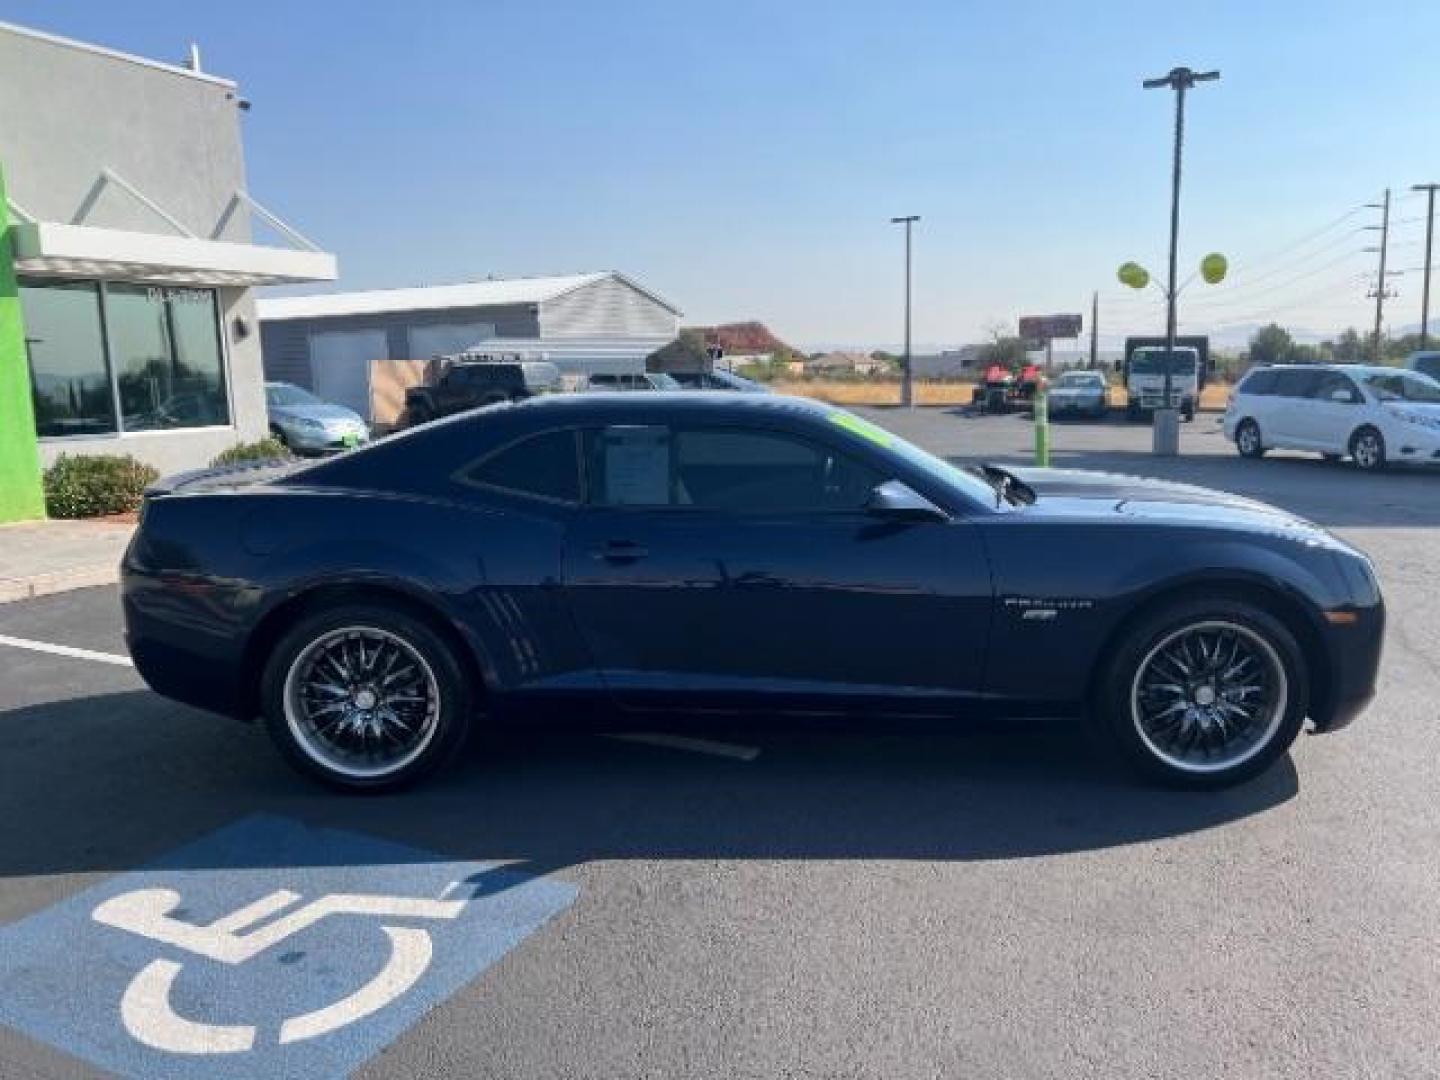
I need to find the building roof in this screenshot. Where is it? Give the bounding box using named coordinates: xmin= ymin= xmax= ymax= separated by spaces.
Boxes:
xmin=0 ymin=20 xmax=236 ymax=89
xmin=256 ymin=271 xmax=681 ymax=322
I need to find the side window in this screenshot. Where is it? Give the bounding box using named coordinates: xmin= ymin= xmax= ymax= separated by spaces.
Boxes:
xmin=458 ymin=429 xmax=581 ymax=503
xmin=1311 ymin=372 xmax=1360 ymax=403
xmin=1240 ymin=369 xmax=1276 ymax=396
xmin=1273 ymin=369 xmax=1318 ymax=398
xmin=584 ymin=426 xmax=884 ymax=511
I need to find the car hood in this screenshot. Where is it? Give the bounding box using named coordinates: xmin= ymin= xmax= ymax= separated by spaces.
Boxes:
xmin=273 ymin=402 xmax=361 ymax=423
xmin=1004 ymin=467 xmax=1328 ymax=536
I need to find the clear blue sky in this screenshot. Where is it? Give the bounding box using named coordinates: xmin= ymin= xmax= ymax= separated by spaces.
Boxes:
xmin=8 ymin=1 xmax=1440 ymax=348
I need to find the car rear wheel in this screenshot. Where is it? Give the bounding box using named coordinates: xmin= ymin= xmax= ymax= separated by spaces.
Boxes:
xmin=1097 ymin=599 xmax=1307 ymax=789
xmin=1350 ymin=427 xmax=1386 ymax=471
xmin=1235 ymin=419 xmax=1265 ymax=458
xmin=260 ymin=603 xmax=471 ymax=791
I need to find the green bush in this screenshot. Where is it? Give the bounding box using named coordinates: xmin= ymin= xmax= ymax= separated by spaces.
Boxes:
xmin=209 ymin=437 xmax=291 ymax=468
xmin=42 ymin=453 xmax=159 ymax=519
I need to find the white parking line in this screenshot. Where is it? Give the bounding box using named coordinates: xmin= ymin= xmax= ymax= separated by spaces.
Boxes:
xmin=605 ymin=733 xmax=760 ymax=761
xmin=0 ymin=633 xmax=134 ymax=667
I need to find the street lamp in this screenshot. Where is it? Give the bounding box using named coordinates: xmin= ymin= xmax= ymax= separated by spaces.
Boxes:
xmin=890 ymin=215 xmax=920 ymax=408
xmin=1142 ymin=66 xmax=1219 ymax=455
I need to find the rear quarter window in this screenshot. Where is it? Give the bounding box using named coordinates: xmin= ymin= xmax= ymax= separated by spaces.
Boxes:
xmin=1237 ymin=369 xmax=1277 ymax=396
xmin=456 ymin=428 xmax=581 ymax=503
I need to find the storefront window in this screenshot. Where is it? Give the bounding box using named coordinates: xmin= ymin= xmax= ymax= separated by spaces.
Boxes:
xmin=108 ymin=285 xmax=229 ymax=431
xmin=18 ymin=280 xmax=117 ymax=437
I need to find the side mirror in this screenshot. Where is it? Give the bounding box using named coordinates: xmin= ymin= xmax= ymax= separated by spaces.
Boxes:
xmin=865 ymin=480 xmax=948 ymax=523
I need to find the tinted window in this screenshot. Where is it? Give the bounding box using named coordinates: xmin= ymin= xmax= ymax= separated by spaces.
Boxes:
xmin=1310 ymin=371 xmax=1360 ymax=402
xmin=460 ymin=429 xmax=580 ymax=502
xmin=19 ymin=279 xmax=116 ymax=437
xmin=1238 ymin=369 xmax=1277 ymax=396
xmin=107 ymin=285 xmax=229 ymax=431
xmin=585 ymin=425 xmax=882 ymax=511
xmin=1412 ymin=356 xmax=1440 ymax=381
xmin=1363 ymin=372 xmax=1440 ymax=403
xmin=1272 ymin=369 xmax=1319 ymax=398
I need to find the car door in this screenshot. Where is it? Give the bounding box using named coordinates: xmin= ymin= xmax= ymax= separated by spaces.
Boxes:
xmin=1266 ymin=368 xmax=1319 ymax=447
xmin=1294 ymin=370 xmax=1363 ymax=452
xmin=562 ymin=421 xmax=994 ymax=714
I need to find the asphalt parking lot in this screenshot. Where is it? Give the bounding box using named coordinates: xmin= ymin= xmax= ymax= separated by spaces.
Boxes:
xmin=1 ymin=408 xmax=1438 ymax=1079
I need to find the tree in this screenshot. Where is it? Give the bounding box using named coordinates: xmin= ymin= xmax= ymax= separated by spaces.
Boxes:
xmin=1247 ymin=323 xmax=1296 ymax=367
xmin=977 ymin=322 xmax=1027 ymax=369
xmin=1328 ymin=328 xmax=1366 ymax=364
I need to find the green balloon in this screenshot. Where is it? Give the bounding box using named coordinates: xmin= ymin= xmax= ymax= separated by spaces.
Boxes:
xmin=1201 ymin=252 xmax=1228 ymax=284
xmin=1117 ymin=262 xmax=1150 ymax=289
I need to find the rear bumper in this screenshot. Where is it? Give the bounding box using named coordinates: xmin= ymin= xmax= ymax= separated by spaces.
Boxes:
xmin=122 ymin=567 xmax=250 ymax=719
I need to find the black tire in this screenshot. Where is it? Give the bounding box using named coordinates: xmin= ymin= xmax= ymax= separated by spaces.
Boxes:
xmin=269 ymin=425 xmax=289 ymax=449
xmin=1235 ymin=419 xmax=1265 ymax=458
xmin=1126 ymin=403 xmax=1142 ymax=422
xmin=260 ymin=602 xmax=472 ymax=792
xmin=1349 ymin=426 xmax=1386 ymax=471
xmin=1182 ymin=402 xmax=1196 ymax=422
xmin=406 ymin=404 xmax=434 ymax=428
xmin=1096 ymin=598 xmax=1308 ymax=789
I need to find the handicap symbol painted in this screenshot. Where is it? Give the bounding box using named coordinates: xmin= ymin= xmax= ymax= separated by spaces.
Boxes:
xmin=0 ymin=815 xmax=577 ymax=1079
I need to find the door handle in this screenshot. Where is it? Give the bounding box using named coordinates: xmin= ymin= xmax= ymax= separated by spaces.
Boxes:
xmin=595 ymin=540 xmax=648 ymax=563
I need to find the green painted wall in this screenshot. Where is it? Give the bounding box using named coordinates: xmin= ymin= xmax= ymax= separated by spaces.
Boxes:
xmin=0 ymin=164 xmax=46 ymax=522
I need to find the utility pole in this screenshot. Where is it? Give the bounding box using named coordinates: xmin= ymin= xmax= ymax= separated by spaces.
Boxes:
xmin=1143 ymin=66 xmax=1219 ymax=455
xmin=1413 ymin=183 xmax=1439 ymax=350
xmin=890 ymin=215 xmax=920 ymax=407
xmin=1090 ymin=290 xmax=1099 ymax=369
xmin=1365 ymin=189 xmax=1393 ymax=362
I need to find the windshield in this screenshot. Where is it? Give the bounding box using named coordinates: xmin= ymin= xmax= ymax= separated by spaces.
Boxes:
xmin=825 ymin=408 xmax=1004 ymax=508
xmin=1130 ymin=349 xmax=1197 ymax=375
xmin=1055 ymin=372 xmax=1103 ymax=388
xmin=266 ymin=384 xmax=322 ymax=408
xmin=1364 ymin=371 xmax=1440 ymax=403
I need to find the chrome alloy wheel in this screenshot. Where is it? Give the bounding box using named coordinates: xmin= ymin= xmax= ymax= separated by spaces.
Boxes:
xmin=1130 ymin=620 xmax=1287 ymax=774
xmin=283 ymin=626 xmax=441 ymax=779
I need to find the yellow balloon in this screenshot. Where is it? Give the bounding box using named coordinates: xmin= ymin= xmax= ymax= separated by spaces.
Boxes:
xmin=1117 ymin=262 xmax=1150 ymax=290
xmin=1201 ymin=252 xmax=1228 ymax=284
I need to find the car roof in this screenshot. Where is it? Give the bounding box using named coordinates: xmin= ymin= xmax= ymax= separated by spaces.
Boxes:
xmin=514 ymin=390 xmax=831 ymax=418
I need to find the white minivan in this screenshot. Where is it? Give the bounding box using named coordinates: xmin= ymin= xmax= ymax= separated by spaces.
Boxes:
xmin=1224 ymin=363 xmax=1440 ymax=470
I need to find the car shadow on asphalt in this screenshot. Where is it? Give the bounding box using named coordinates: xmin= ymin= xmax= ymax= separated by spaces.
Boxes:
xmin=0 ymin=690 xmax=1298 ymax=885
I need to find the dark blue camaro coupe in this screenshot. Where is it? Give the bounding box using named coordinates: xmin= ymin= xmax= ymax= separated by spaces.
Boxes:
xmin=122 ymin=393 xmax=1384 ymax=791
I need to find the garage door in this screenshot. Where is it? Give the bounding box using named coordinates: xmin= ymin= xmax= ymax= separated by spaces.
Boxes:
xmin=310 ymin=330 xmax=385 ymax=421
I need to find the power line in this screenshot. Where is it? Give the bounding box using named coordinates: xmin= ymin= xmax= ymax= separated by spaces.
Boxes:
xmin=1182 ymin=247 xmax=1368 ymax=311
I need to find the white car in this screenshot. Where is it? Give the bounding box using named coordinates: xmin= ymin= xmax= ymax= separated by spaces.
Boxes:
xmin=1047 ymin=370 xmax=1109 ymax=419
xmin=1224 ymin=363 xmax=1440 ymax=470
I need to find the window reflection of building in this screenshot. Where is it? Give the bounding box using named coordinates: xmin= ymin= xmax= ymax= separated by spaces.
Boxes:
xmin=19 ymin=278 xmax=229 ymax=438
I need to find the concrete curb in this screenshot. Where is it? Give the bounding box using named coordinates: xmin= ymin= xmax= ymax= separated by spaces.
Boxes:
xmin=0 ymin=565 xmax=120 ymax=605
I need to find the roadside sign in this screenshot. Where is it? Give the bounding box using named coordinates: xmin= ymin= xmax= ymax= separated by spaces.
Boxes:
xmin=1019 ymin=314 xmax=1083 ymax=342
xmin=0 ymin=815 xmax=577 ymax=1078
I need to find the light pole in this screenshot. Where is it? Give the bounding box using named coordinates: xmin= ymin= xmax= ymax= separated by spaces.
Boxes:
xmin=1142 ymin=66 xmax=1218 ymax=455
xmin=891 ymin=215 xmax=919 ymax=407
xmin=1413 ymin=183 xmax=1439 ymax=350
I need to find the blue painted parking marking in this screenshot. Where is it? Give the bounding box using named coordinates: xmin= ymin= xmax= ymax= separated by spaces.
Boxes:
xmin=0 ymin=814 xmax=577 ymax=1078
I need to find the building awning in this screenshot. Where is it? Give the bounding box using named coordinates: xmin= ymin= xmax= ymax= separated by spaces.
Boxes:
xmin=9 ymin=220 xmax=337 ymax=286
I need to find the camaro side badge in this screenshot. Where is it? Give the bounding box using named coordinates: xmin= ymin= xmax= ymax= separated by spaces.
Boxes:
xmin=1005 ymin=596 xmax=1094 ymax=621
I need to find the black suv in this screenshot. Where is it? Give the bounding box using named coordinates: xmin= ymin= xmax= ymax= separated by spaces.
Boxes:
xmin=404 ymin=362 xmax=560 ymax=425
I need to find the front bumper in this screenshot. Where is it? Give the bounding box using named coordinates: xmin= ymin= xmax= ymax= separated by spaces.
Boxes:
xmin=1311 ymin=598 xmax=1385 ymax=732
xmin=1390 ymin=424 xmax=1440 ymax=463
xmin=282 ymin=423 xmax=371 ymax=453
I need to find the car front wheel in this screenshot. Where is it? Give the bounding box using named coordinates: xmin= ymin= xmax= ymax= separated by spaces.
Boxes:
xmin=1350 ymin=427 xmax=1386 ymax=471
xmin=1098 ymin=599 xmax=1307 ymax=789
xmin=260 ymin=602 xmax=472 ymax=791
